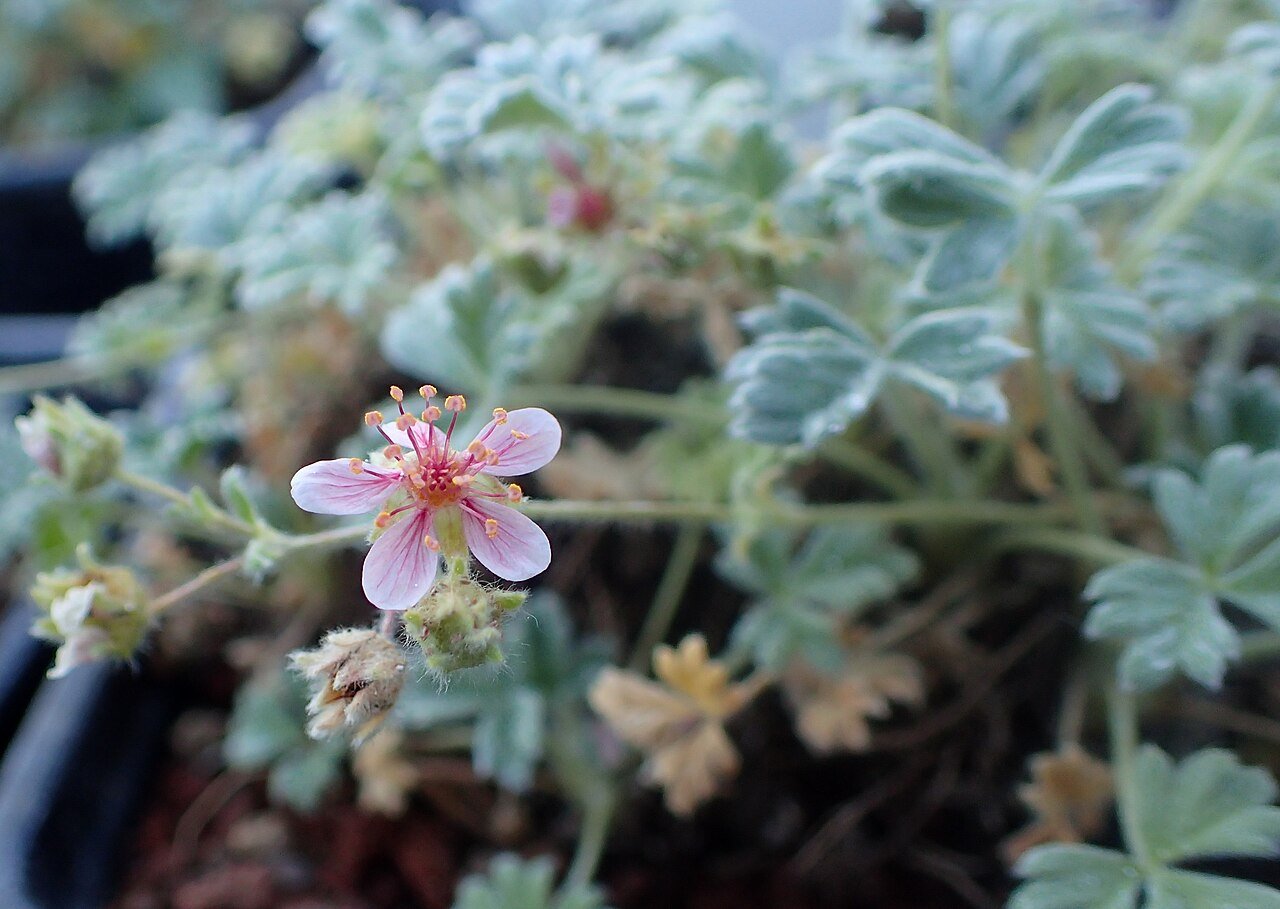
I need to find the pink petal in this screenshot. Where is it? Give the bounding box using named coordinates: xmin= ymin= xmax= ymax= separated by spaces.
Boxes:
xmin=381 ymin=421 xmax=445 ymax=456
xmin=362 ymin=509 xmax=439 ymax=610
xmin=460 ymin=496 xmax=551 ymax=582
xmin=473 ymin=408 xmax=562 ymax=477
xmin=291 ymin=459 xmax=401 ymax=515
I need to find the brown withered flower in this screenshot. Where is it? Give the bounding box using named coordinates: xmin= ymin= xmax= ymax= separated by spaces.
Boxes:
xmin=290 ymin=628 xmax=407 ymax=742
xmin=783 ymin=652 xmax=924 ymax=754
xmin=1001 ymin=743 xmax=1114 ymax=863
xmin=589 ymin=634 xmax=765 ymax=816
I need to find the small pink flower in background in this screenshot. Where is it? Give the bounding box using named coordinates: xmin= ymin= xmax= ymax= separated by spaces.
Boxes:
xmin=291 ymin=386 xmax=561 ymax=611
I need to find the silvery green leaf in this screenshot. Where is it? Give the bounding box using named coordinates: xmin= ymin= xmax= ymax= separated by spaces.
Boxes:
xmin=1146 ymin=201 xmax=1280 ymax=331
xmin=1085 ymin=446 xmax=1280 ymax=689
xmin=150 ymin=151 xmax=332 ymax=258
xmin=454 ymin=854 xmax=612 ymax=909
xmin=947 ymin=8 xmax=1045 ymax=137
xmin=73 ymin=112 xmax=255 ymax=246
xmin=1010 ymin=845 xmax=1141 ymax=909
xmin=1228 ymin=22 xmax=1280 ymax=76
xmin=919 ymin=215 xmax=1019 ymax=293
xmin=67 ymin=280 xmax=210 ymax=368
xmin=1034 ymin=206 xmax=1156 ymax=400
xmin=727 ymin=290 xmax=1023 ymax=445
xmin=719 ymin=526 xmax=919 ymax=670
xmin=1146 ymin=870 xmax=1280 ymax=909
xmin=462 ymin=0 xmax=692 ymax=44
xmin=381 ymin=257 xmax=528 ymax=397
xmin=1194 ymin=366 xmax=1280 ymax=454
xmin=648 ymin=12 xmax=769 ymax=85
xmin=860 ymin=149 xmax=1019 ymax=228
xmin=1132 ymin=746 xmax=1280 ymax=865
xmin=1041 ymin=84 xmax=1188 ymax=208
xmin=231 ymin=191 xmax=399 ymax=315
xmin=307 ymin=0 xmax=479 ymax=102
xmin=1085 ymin=559 xmax=1233 ymax=690
xmin=473 ymin=687 xmax=546 ymax=791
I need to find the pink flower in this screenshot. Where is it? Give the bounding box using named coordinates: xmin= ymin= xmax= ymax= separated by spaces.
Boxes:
xmin=290 ymin=387 xmax=561 ymax=611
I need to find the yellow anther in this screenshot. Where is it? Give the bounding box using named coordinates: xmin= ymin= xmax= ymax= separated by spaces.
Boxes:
xmin=395 ymin=412 xmax=417 ymax=430
xmin=382 ymin=444 xmax=403 ymax=460
xmin=348 ymin=458 xmax=364 ymax=474
xmin=467 ymin=440 xmax=489 ymax=458
xmin=507 ymin=483 xmax=523 ymax=502
xmin=423 ymin=534 xmax=441 ymax=551
xmin=374 ymin=511 xmax=392 ymax=529
xmin=451 ymin=474 xmax=475 ymax=487
xmin=423 ymin=405 xmax=442 ymax=422
xmin=484 ymin=518 xmax=500 ymax=539
xmin=510 ymin=429 xmax=530 ymax=441
xmin=419 ymin=385 xmax=437 ymax=399
xmin=486 ymin=450 xmax=501 ymax=466
xmin=444 ymin=395 xmax=467 ymax=413
xmin=364 ymin=410 xmax=384 ymax=426
xmin=389 ymin=386 xmax=404 ymax=402
xmin=491 ymin=407 xmax=509 ymax=424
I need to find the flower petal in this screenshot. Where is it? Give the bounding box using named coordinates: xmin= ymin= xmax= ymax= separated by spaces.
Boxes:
xmin=362 ymin=509 xmax=439 ymax=610
xmin=291 ymin=459 xmax=401 ymax=515
xmin=381 ymin=420 xmax=445 ymax=456
xmin=460 ymin=496 xmax=551 ymax=581
xmin=474 ymin=408 xmax=562 ymax=476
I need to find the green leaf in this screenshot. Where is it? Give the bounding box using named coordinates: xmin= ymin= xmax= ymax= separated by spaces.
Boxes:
xmin=1041 ymin=83 xmax=1188 ymax=208
xmin=859 ymin=150 xmax=1018 ymax=228
xmin=453 ymin=854 xmax=611 ymax=909
xmin=1133 ymin=746 xmax=1280 ymax=865
xmin=473 ymin=687 xmax=546 ymax=791
xmin=719 ymin=526 xmax=919 ymax=670
xmin=726 ymin=290 xmax=1024 ymax=446
xmin=1085 ymin=446 xmax=1280 ymax=689
xmin=1147 ymin=869 xmax=1280 ymax=909
xmin=1084 ymin=558 xmax=1235 ymax=690
xmin=1010 ymin=845 xmax=1141 ymax=909
xmin=267 ymin=738 xmax=345 ymax=813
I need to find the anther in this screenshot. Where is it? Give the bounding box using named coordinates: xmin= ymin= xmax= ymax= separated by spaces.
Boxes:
xmin=419 ymin=385 xmax=436 ymax=399
xmin=444 ymin=395 xmax=466 ymax=413
xmin=452 ymin=474 xmax=475 ymax=487
xmin=364 ymin=410 xmax=384 ymax=427
xmin=348 ymin=458 xmax=364 ymax=474
xmin=374 ymin=511 xmax=392 ymax=529
xmin=507 ymin=483 xmax=523 ymax=502
xmin=423 ymin=405 xmax=441 ymax=422
xmin=492 ymin=407 xmax=509 ymax=424
xmin=382 ymin=444 xmax=403 ymax=459
xmin=510 ymin=429 xmax=530 ymax=441
xmin=389 ymin=386 xmax=404 ymax=402
xmin=395 ymin=413 xmax=417 ymax=431
xmin=423 ymin=534 xmax=441 ymax=551
xmin=484 ymin=518 xmax=500 ymax=539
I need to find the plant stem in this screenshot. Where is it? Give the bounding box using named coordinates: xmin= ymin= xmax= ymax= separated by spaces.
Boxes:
xmin=149 ymin=556 xmax=245 ymax=616
xmin=1241 ymin=630 xmax=1280 ymax=662
xmin=0 ymin=356 xmax=118 ymax=397
xmin=628 ymin=524 xmax=703 ymax=671
xmin=818 ymin=438 xmax=920 ymax=498
xmin=1119 ymin=80 xmax=1280 ymax=282
xmin=984 ymin=526 xmax=1144 ymax=566
xmin=521 ymin=497 xmax=1070 ymax=527
xmin=564 ymin=787 xmax=615 ymax=891
xmin=508 ymin=383 xmax=724 ymax=425
xmin=279 ymin=523 xmax=369 ymax=551
xmin=1018 ymin=220 xmax=1105 ymax=536
xmin=116 ymin=469 xmax=258 ymax=538
xmin=932 ymin=1 xmax=956 ymax=130
xmin=882 ymin=386 xmax=971 ymax=497
xmin=1108 ymin=685 xmax=1155 ymax=871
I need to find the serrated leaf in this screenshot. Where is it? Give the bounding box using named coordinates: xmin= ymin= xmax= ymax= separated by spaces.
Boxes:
xmin=1041 ymin=83 xmax=1188 ymax=208
xmin=1147 ymin=869 xmax=1280 ymax=909
xmin=719 ymin=526 xmax=919 ymax=670
xmin=453 ymin=853 xmax=611 ymax=909
xmin=267 ymin=738 xmax=345 ymax=813
xmin=1133 ymin=746 xmax=1280 ymax=865
xmin=1010 ymin=845 xmax=1141 ymax=909
xmin=726 ymin=290 xmax=1024 ymax=446
xmin=860 ymin=149 xmax=1018 ymax=228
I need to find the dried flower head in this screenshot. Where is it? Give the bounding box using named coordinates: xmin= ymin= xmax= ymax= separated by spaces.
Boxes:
xmin=15 ymin=395 xmax=124 ymax=492
xmin=290 ymin=388 xmax=561 ymax=610
xmin=783 ymin=652 xmax=924 ymax=754
xmin=1002 ymin=743 xmax=1114 ymax=863
xmin=30 ymin=544 xmax=150 ymax=677
xmin=589 ymin=634 xmax=764 ymax=815
xmin=290 ymin=627 xmax=407 ymax=741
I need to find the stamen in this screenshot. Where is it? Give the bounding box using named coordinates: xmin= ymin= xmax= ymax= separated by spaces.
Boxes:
xmin=364 ymin=410 xmax=384 ymax=427
xmin=374 ymin=511 xmax=392 ymax=529
xmin=492 ymin=407 xmax=508 ymax=425
xmin=507 ymin=483 xmax=523 ymax=502
xmin=423 ymin=534 xmax=441 ymax=551
xmin=419 ymin=385 xmax=437 ymax=399
xmin=484 ymin=518 xmax=500 ymax=540
xmin=510 ymin=429 xmax=530 ymax=441
xmin=348 ymin=458 xmax=364 ymax=474
xmin=395 ymin=413 xmax=417 ymax=431
xmin=423 ymin=405 xmax=442 ymax=422
xmin=389 ymin=386 xmax=404 ymax=402
xmin=452 ymin=474 xmax=475 ymax=487
xmin=382 ymin=444 xmax=403 ymax=460
xmin=444 ymin=395 xmax=466 ymax=413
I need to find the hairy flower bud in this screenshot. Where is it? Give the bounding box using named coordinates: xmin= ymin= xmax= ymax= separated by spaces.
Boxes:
xmin=15 ymin=395 xmax=123 ymax=492
xmin=30 ymin=545 xmax=149 ymax=678
xmin=290 ymin=628 xmax=407 ymax=741
xmin=403 ymin=572 xmax=526 ymax=674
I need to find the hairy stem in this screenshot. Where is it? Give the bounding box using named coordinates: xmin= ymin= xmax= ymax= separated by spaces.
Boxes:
xmin=149 ymin=557 xmax=245 ymax=616
xmin=1108 ymin=685 xmax=1155 ymax=871
xmin=932 ymin=1 xmax=956 ymax=130
xmin=116 ymin=469 xmax=258 ymax=538
xmin=628 ymin=524 xmax=703 ymax=671
xmin=984 ymin=526 xmax=1144 ymax=566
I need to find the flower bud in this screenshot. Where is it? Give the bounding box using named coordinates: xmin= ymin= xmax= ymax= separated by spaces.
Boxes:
xmin=30 ymin=545 xmax=149 ymax=678
xmin=15 ymin=395 xmax=123 ymax=492
xmin=290 ymin=628 xmax=407 ymax=741
xmin=403 ymin=573 xmax=526 ymax=674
